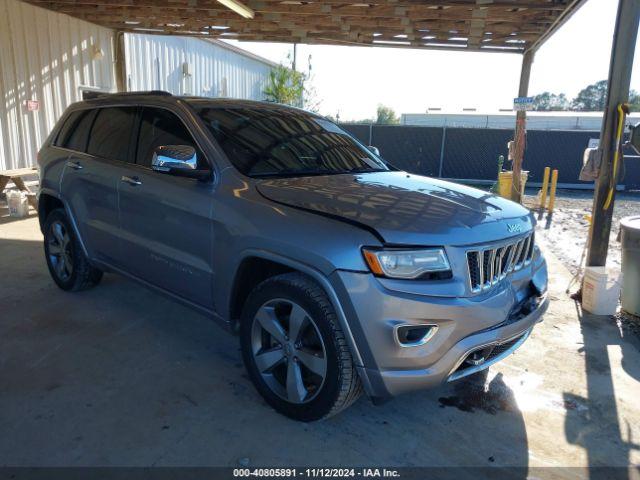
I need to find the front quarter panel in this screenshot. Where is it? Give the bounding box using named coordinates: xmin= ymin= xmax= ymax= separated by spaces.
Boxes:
xmin=210 ymin=169 xmax=382 ymax=320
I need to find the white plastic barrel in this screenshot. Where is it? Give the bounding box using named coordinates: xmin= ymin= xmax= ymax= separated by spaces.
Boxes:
xmin=582 ymin=266 xmax=621 ymax=316
xmin=620 ymin=216 xmax=640 ymax=317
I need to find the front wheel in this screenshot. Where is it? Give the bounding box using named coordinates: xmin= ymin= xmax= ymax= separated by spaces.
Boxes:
xmin=240 ymin=273 xmax=363 ymax=421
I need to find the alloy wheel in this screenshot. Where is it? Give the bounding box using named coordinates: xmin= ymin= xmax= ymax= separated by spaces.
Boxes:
xmin=47 ymin=220 xmax=73 ymax=281
xmin=250 ymin=299 xmax=327 ymax=404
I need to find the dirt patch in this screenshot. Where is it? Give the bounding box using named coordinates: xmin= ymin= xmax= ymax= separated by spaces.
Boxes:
xmin=523 ymin=189 xmax=640 ymax=277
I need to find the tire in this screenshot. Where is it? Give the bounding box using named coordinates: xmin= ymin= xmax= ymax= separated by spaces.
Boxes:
xmin=240 ymin=272 xmax=363 ymax=421
xmin=43 ymin=208 xmax=103 ymax=291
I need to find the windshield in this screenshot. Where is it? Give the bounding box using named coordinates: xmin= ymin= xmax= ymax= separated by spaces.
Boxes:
xmin=195 ymin=105 xmax=389 ymax=177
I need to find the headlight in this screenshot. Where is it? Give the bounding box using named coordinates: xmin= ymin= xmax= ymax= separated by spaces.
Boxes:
xmin=362 ymin=248 xmax=451 ymax=279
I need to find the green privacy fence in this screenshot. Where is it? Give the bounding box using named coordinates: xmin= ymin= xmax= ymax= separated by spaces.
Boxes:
xmin=340 ymin=124 xmax=640 ymax=190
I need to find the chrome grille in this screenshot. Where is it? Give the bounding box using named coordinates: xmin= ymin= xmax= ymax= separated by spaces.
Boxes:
xmin=466 ymin=232 xmax=535 ymax=293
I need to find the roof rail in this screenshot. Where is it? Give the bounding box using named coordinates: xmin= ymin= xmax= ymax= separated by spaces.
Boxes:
xmin=132 ymin=90 xmax=173 ymax=96
xmin=86 ymin=90 xmax=173 ymax=100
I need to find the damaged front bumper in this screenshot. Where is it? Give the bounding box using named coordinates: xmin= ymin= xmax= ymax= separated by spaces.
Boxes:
xmin=330 ymin=255 xmax=549 ymax=400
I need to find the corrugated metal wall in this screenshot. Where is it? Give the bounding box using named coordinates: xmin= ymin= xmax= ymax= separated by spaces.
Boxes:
xmin=0 ymin=0 xmax=116 ymax=171
xmin=124 ymin=34 xmax=273 ymax=100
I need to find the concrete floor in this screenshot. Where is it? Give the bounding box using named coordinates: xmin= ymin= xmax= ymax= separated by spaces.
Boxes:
xmin=1 ymin=208 xmax=639 ymax=472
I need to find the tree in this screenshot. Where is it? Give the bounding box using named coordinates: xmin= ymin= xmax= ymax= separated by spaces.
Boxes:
xmin=532 ymin=92 xmax=570 ymax=111
xmin=570 ymin=79 xmax=640 ymax=112
xmin=629 ymin=90 xmax=640 ymax=111
xmin=375 ymin=104 xmax=399 ymax=124
xmin=263 ymin=54 xmax=320 ymax=112
xmin=572 ymin=80 xmax=608 ymax=111
xmin=263 ymin=64 xmax=305 ymax=107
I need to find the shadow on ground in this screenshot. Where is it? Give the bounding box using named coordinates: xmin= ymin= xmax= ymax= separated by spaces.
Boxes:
xmin=564 ymin=302 xmax=640 ymax=479
xmin=0 ymin=234 xmax=529 ymax=469
xmin=1 ymin=217 xmax=639 ymax=475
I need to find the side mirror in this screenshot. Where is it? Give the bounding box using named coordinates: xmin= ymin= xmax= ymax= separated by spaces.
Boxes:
xmin=151 ymin=145 xmax=210 ymax=179
xmin=368 ymin=145 xmax=380 ymax=156
xmin=629 ymin=123 xmax=640 ymax=155
xmin=152 ymin=145 xmax=197 ymax=172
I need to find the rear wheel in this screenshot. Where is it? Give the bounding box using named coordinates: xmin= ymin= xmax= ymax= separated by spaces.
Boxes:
xmin=43 ymin=209 xmax=103 ymax=291
xmin=240 ymin=273 xmax=363 ymax=421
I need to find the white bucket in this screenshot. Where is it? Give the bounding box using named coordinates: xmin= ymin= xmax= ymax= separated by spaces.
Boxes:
xmin=582 ymin=266 xmax=621 ymax=315
xmin=5 ymin=190 xmax=30 ymax=218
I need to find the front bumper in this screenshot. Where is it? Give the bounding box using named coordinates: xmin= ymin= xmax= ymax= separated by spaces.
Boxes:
xmin=330 ymin=256 xmax=548 ymax=399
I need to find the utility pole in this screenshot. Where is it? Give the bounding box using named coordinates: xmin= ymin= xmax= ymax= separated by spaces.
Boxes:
xmin=587 ymin=0 xmax=640 ymax=267
xmin=292 ymin=43 xmax=297 ymax=71
xmin=511 ymin=49 xmax=535 ymax=203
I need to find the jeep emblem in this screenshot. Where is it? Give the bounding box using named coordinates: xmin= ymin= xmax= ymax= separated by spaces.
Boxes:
xmin=507 ymin=223 xmax=522 ymax=233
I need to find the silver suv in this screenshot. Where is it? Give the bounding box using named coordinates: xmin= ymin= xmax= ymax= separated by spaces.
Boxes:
xmin=37 ymin=93 xmax=548 ymax=421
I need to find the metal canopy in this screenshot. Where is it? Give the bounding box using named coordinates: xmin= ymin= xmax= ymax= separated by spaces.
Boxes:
xmin=25 ymin=0 xmax=586 ymax=53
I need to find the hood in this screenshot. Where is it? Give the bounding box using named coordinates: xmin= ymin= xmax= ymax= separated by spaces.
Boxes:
xmin=256 ymin=171 xmax=533 ymax=246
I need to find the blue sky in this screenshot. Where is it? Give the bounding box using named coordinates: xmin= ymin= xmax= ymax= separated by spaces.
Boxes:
xmin=228 ymin=0 xmax=640 ymax=121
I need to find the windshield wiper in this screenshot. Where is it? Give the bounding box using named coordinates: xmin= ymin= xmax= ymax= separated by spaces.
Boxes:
xmin=251 ymin=170 xmax=333 ymax=178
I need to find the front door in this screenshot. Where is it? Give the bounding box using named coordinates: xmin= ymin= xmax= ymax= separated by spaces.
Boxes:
xmin=117 ymin=107 xmax=214 ymax=309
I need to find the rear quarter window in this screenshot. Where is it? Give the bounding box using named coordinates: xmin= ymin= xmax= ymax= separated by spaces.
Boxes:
xmin=54 ymin=109 xmax=96 ymax=152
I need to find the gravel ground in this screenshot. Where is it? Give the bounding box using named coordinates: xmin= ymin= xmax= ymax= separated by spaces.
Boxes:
xmin=523 ymin=188 xmax=640 ymax=333
xmin=523 ymin=189 xmax=640 ymax=277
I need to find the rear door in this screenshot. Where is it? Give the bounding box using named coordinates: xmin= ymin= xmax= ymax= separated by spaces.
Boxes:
xmin=117 ymin=106 xmax=214 ymax=309
xmin=59 ymin=107 xmax=137 ymax=264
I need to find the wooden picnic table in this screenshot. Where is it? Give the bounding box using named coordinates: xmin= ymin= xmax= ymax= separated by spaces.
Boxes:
xmin=0 ymin=167 xmax=38 ymax=209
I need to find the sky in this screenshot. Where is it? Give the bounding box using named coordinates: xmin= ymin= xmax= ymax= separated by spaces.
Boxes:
xmin=227 ymin=0 xmax=640 ymax=121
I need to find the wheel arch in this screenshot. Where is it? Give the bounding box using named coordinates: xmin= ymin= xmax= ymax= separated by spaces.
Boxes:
xmin=38 ymin=190 xmax=64 ymax=232
xmin=229 ymin=250 xmax=365 ymax=370
xmin=37 ymin=190 xmax=89 ymax=258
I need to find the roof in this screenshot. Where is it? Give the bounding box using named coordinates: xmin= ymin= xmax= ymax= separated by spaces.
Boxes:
xmin=203 ymin=39 xmax=279 ymax=68
xmin=22 ymin=0 xmax=589 ymax=54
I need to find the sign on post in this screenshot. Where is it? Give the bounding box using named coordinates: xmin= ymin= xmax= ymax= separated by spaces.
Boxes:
xmin=513 ymin=97 xmax=534 ymax=111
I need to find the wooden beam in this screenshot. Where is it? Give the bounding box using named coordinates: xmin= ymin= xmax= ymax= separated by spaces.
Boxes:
xmin=20 ymin=0 xmax=584 ymax=54
xmin=511 ymin=49 xmax=534 ymax=203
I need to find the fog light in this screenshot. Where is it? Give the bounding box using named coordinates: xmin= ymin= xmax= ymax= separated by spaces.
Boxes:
xmin=395 ymin=324 xmax=438 ymax=347
xmin=465 ymin=346 xmax=495 ymax=366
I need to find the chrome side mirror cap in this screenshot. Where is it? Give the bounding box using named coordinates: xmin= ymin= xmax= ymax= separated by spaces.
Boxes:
xmin=368 ymin=145 xmax=380 ymax=156
xmin=152 ymin=145 xmax=197 ymax=172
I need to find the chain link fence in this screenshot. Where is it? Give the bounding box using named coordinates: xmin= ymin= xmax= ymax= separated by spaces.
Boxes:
xmin=340 ymin=124 xmax=640 ymax=190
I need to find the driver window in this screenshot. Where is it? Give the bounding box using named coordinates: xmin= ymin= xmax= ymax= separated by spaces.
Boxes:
xmin=136 ymin=107 xmax=206 ymax=169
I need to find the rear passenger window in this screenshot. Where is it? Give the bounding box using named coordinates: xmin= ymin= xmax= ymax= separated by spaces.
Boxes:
xmin=56 ymin=109 xmax=96 ymax=152
xmin=87 ymin=107 xmax=137 ymax=162
xmin=136 ymin=108 xmax=204 ymax=168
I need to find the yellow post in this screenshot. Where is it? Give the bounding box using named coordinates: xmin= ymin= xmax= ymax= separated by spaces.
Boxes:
xmin=548 ymin=169 xmax=559 ymax=213
xmin=539 ymin=167 xmax=550 ymax=210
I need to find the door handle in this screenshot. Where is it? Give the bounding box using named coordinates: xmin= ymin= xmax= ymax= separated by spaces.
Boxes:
xmin=66 ymin=160 xmax=83 ymax=170
xmin=121 ymin=175 xmax=142 ymax=186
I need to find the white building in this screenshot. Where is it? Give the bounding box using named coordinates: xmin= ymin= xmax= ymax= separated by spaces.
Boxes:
xmin=401 ymin=111 xmax=640 ymax=131
xmin=123 ymin=35 xmax=276 ymax=100
xmin=0 ymin=0 xmax=277 ymax=171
